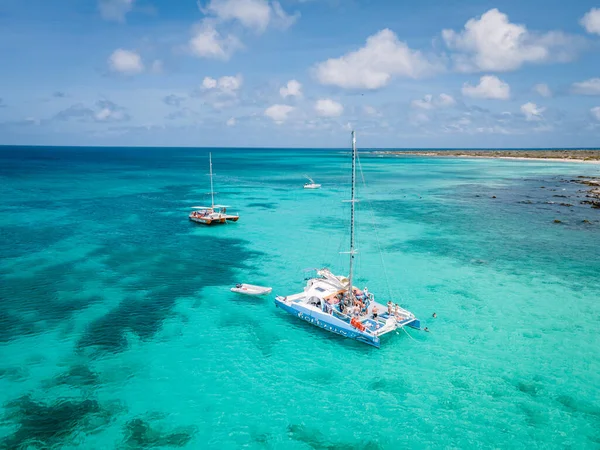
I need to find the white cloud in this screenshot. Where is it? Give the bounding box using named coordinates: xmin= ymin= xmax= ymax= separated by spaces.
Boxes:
xmin=55 ymin=100 xmax=130 ymax=123
xmin=462 ymin=75 xmax=510 ymax=100
xmin=202 ymin=75 xmax=243 ymax=94
xmin=99 ymin=0 xmax=134 ymax=23
xmin=437 ymin=93 xmax=456 ymax=107
xmin=411 ymin=93 xmax=455 ymax=109
xmin=581 ymin=8 xmax=600 ymax=35
xmin=189 ymin=1 xmax=297 ymax=60
xmin=363 ymin=105 xmax=380 ymax=116
xmin=202 ymin=77 xmax=218 ymax=89
xmin=474 ymin=126 xmax=512 ymax=135
xmin=313 ymin=29 xmax=441 ymax=89
xmin=280 ymin=79 xmax=302 ymax=98
xmin=315 ymin=99 xmax=344 ymax=117
xmin=163 ymin=94 xmax=186 ymax=107
xmin=108 ymin=49 xmax=144 ymax=75
xmin=204 ymin=0 xmax=271 ymax=33
xmin=189 ymin=22 xmax=242 ymax=60
xmin=591 ymin=107 xmax=600 ymax=121
xmin=218 ymin=75 xmax=243 ymax=92
xmin=201 ymin=0 xmax=298 ymax=33
xmin=271 ymin=1 xmax=300 ymax=30
xmin=24 ymin=117 xmax=40 ymax=126
xmin=95 ymin=108 xmax=127 ymax=122
xmin=411 ymin=94 xmax=435 ymax=110
xmin=533 ymin=83 xmax=551 ymax=97
xmin=264 ymin=104 xmax=294 ymax=123
xmin=571 ymin=78 xmax=600 ymax=95
xmin=227 ymin=117 xmax=236 ymax=126
xmin=520 ymin=102 xmax=545 ymax=121
xmin=443 ymin=8 xmax=581 ymax=72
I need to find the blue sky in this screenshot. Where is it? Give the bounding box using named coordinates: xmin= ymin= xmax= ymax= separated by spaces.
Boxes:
xmin=1 ymin=0 xmax=600 ymax=148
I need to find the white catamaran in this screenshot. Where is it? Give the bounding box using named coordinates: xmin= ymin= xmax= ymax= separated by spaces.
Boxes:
xmin=275 ymin=131 xmax=420 ymax=348
xmin=189 ymin=152 xmax=239 ymax=225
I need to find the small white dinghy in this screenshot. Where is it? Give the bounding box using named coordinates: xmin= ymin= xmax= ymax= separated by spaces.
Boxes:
xmin=231 ymin=283 xmax=273 ymax=296
xmin=303 ymin=175 xmax=321 ymax=189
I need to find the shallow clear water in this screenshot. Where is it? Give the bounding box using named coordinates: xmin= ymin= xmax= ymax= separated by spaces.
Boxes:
xmin=1 ymin=147 xmax=599 ymax=449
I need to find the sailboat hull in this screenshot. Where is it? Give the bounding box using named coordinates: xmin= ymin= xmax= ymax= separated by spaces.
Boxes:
xmin=189 ymin=214 xmax=239 ymax=225
xmin=274 ymin=298 xmax=380 ymax=348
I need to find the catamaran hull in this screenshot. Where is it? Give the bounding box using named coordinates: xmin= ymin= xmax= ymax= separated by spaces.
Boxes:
xmin=407 ymin=319 xmax=421 ymax=330
xmin=189 ymin=216 xmax=239 ymax=225
xmin=274 ymin=298 xmax=380 ymax=348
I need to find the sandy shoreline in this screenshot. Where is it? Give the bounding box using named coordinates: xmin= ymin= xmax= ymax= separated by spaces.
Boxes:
xmin=373 ymin=150 xmax=600 ymax=164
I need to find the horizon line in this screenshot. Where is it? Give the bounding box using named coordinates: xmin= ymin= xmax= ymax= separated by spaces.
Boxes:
xmin=1 ymin=145 xmax=600 ymax=151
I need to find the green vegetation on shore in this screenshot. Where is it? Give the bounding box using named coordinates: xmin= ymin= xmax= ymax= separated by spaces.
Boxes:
xmin=375 ymin=150 xmax=600 ymax=161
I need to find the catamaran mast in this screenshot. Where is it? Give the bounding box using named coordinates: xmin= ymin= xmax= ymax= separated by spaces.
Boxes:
xmin=209 ymin=152 xmax=215 ymax=209
xmin=348 ymin=130 xmax=357 ymax=296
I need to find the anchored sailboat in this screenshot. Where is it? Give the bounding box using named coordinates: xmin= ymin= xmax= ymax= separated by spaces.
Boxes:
xmin=274 ymin=131 xmax=420 ymax=348
xmin=189 ymin=152 xmax=239 ymax=225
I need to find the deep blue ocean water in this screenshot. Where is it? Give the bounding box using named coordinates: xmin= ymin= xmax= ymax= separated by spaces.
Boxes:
xmin=0 ymin=146 xmax=599 ymax=449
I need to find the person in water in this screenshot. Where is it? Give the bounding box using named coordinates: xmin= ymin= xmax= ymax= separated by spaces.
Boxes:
xmin=432 ymin=312 xmax=437 ymax=318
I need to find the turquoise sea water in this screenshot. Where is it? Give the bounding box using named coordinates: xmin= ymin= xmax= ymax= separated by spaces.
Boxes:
xmin=1 ymin=146 xmax=599 ymax=449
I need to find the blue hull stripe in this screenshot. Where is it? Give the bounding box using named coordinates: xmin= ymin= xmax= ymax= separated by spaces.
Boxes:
xmin=274 ymin=299 xmax=380 ymax=348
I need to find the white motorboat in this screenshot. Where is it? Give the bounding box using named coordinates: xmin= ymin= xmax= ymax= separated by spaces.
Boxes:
xmin=231 ymin=284 xmax=273 ymax=296
xmin=303 ymin=176 xmax=321 ymax=189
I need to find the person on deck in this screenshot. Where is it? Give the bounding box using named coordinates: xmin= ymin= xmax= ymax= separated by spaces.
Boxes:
xmin=372 ymin=305 xmax=378 ymax=320
xmin=387 ymin=301 xmax=393 ymax=315
xmin=357 ymin=299 xmax=365 ymax=315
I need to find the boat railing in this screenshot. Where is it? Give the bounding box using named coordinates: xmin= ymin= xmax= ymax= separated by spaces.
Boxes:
xmin=329 ymin=308 xmax=376 ymax=336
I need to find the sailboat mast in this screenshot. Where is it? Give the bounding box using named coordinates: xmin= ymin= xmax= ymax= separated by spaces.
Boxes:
xmin=209 ymin=152 xmax=215 ymax=209
xmin=348 ymin=130 xmax=357 ymax=295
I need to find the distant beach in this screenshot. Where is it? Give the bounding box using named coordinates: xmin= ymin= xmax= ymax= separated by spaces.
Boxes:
xmin=373 ymin=149 xmax=600 ymax=163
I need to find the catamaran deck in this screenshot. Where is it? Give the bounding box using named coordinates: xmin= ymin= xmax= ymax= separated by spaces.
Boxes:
xmin=284 ymin=291 xmax=418 ymax=336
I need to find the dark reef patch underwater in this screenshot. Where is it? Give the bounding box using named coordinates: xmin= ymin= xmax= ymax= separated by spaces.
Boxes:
xmin=123 ymin=418 xmax=196 ymax=448
xmin=1 ymin=396 xmax=101 ymax=448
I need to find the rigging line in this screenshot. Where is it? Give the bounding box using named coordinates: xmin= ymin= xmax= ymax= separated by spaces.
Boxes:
xmin=355 ymin=151 xmax=396 ymax=302
xmin=398 ymin=324 xmax=420 ymax=343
